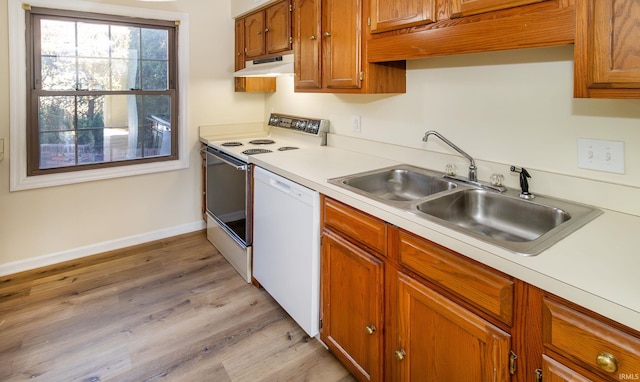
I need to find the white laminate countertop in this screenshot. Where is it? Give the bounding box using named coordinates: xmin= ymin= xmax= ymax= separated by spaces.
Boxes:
xmin=201 ymin=134 xmax=640 ymax=331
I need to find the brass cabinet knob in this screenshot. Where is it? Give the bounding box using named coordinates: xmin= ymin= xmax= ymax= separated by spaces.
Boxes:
xmin=596 ymin=352 xmax=618 ymax=373
xmin=310 ymin=35 xmax=317 ymax=40
xmin=394 ymin=349 xmax=406 ymax=361
xmin=365 ymin=325 xmax=376 ymax=335
xmin=324 ymin=32 xmax=332 ymax=37
xmin=265 ymin=28 xmax=270 ymax=32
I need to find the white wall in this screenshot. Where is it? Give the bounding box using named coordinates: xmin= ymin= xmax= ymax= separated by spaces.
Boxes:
xmin=265 ymin=45 xmax=640 ymax=214
xmin=0 ymin=0 xmax=266 ymax=273
xmin=231 ymin=0 xmax=279 ymax=17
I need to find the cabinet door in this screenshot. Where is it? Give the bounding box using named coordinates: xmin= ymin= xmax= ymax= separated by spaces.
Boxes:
xmin=451 ymin=0 xmax=547 ymax=18
xmin=244 ymin=11 xmax=265 ymax=58
xmin=293 ymin=0 xmax=322 ymax=89
xmin=575 ymin=0 xmax=640 ymax=98
xmin=234 ymin=18 xmax=246 ymax=92
xmin=321 ymin=230 xmax=383 ymax=381
xmin=541 ymin=355 xmax=594 ymax=382
xmin=393 ymin=271 xmax=511 ymax=381
xmin=370 ymin=0 xmax=436 ymax=33
xmin=322 ymin=0 xmax=361 ymax=89
xmin=265 ymin=0 xmax=291 ymax=54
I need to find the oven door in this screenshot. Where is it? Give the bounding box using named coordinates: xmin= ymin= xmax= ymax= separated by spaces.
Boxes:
xmin=205 ymin=146 xmax=252 ymax=247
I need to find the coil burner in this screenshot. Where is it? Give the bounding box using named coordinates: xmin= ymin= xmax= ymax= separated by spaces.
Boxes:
xmin=278 ymin=146 xmax=299 ymax=151
xmin=249 ymin=139 xmax=276 ymax=145
xmin=242 ymin=149 xmax=273 ymax=155
xmin=221 ymin=142 xmax=243 ymax=147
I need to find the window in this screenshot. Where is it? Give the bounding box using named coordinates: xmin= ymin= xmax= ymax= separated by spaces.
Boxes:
xmin=26 ymin=7 xmax=178 ymax=175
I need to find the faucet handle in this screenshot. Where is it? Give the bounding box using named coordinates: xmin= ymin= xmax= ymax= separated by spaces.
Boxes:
xmin=490 ymin=173 xmax=504 ymax=187
xmin=445 ymin=163 xmax=457 ymax=176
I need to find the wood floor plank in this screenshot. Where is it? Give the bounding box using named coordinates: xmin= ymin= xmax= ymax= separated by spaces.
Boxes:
xmin=0 ymin=231 xmax=354 ymax=382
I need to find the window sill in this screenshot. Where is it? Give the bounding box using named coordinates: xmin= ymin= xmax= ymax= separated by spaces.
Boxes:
xmin=10 ymin=158 xmax=189 ymax=191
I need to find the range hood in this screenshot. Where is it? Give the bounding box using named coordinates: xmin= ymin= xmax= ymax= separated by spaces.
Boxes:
xmin=234 ymin=54 xmax=294 ymax=77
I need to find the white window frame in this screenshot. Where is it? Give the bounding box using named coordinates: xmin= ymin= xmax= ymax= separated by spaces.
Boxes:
xmin=8 ymin=0 xmax=190 ymax=191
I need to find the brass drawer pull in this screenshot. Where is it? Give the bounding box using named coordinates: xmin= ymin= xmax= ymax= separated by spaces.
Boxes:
xmin=596 ymin=352 xmax=618 ymax=373
xmin=365 ymin=325 xmax=376 ymax=335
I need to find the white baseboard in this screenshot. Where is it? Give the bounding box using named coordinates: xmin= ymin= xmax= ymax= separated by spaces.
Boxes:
xmin=0 ymin=220 xmax=206 ymax=277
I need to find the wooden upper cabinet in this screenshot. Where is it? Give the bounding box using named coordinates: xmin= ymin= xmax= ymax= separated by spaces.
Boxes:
xmin=370 ymin=0 xmax=436 ymax=33
xmin=293 ymin=0 xmax=322 ymax=89
xmin=451 ymin=0 xmax=548 ymax=18
xmin=322 ymin=0 xmax=362 ymax=89
xmin=265 ymin=0 xmax=292 ymax=54
xmin=242 ymin=1 xmax=291 ymax=59
xmin=235 ymin=18 xmax=245 ymax=71
xmin=244 ymin=11 xmax=265 ymax=58
xmin=292 ymin=0 xmax=406 ymax=93
xmin=235 ymin=17 xmax=276 ymax=93
xmin=367 ymin=0 xmax=575 ymax=63
xmin=575 ymin=0 xmax=640 ymax=98
xmin=392 ymin=271 xmax=511 ymax=381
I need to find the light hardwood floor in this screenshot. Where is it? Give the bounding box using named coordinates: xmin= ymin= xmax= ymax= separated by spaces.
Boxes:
xmin=0 ymin=231 xmax=356 ymax=382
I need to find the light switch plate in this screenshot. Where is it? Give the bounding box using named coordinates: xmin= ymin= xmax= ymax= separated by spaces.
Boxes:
xmin=351 ymin=115 xmax=361 ymax=133
xmin=577 ymin=138 xmax=624 ymax=174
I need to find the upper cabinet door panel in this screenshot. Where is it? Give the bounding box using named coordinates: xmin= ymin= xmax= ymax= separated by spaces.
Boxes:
xmin=322 ymin=0 xmax=361 ymax=89
xmin=451 ymin=0 xmax=548 ymax=18
xmin=235 ymin=18 xmax=245 ymax=70
xmin=244 ymin=12 xmax=265 ymax=58
xmin=370 ymin=0 xmax=436 ymax=33
xmin=293 ymin=0 xmax=322 ymax=89
xmin=591 ymin=0 xmax=640 ymax=87
xmin=265 ymin=0 xmax=292 ymax=54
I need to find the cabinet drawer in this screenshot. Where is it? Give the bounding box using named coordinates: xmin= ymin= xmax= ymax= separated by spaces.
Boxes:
xmin=322 ymin=197 xmax=387 ymax=256
xmin=398 ymin=230 xmax=513 ymax=325
xmin=542 ymin=297 xmax=640 ymax=380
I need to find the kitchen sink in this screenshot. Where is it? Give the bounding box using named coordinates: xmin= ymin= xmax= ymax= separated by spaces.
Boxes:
xmin=329 ymin=165 xmax=602 ymax=255
xmin=414 ymin=188 xmax=602 ymax=255
xmin=416 ymin=189 xmax=571 ymax=242
xmin=328 ymin=165 xmax=457 ymax=202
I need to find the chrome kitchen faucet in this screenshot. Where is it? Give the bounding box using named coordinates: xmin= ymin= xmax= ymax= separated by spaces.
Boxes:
xmin=423 ymin=130 xmax=477 ymax=182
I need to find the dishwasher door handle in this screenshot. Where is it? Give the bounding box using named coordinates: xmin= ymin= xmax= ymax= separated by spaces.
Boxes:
xmin=269 ymin=178 xmax=292 ymax=194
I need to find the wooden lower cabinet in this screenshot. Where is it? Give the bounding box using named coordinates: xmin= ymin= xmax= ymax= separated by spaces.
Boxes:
xmin=542 ymin=296 xmax=640 ymax=381
xmin=392 ymin=271 xmax=512 ymax=381
xmin=542 ymin=355 xmax=594 ymax=382
xmin=320 ymin=196 xmax=640 ymax=382
xmin=320 ymin=229 xmax=384 ymax=382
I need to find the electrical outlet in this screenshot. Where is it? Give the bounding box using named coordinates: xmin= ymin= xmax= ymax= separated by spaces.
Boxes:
xmin=351 ymin=115 xmax=361 ymax=133
xmin=577 ymin=138 xmax=624 ymax=174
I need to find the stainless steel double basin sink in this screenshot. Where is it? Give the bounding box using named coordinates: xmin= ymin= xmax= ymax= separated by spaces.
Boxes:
xmin=328 ymin=165 xmax=602 ymax=255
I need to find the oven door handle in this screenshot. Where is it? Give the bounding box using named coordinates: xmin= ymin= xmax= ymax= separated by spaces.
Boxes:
xmin=203 ymin=147 xmax=247 ymax=171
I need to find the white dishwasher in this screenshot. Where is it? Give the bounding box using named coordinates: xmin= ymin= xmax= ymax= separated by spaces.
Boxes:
xmin=253 ymin=166 xmax=320 ymax=337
